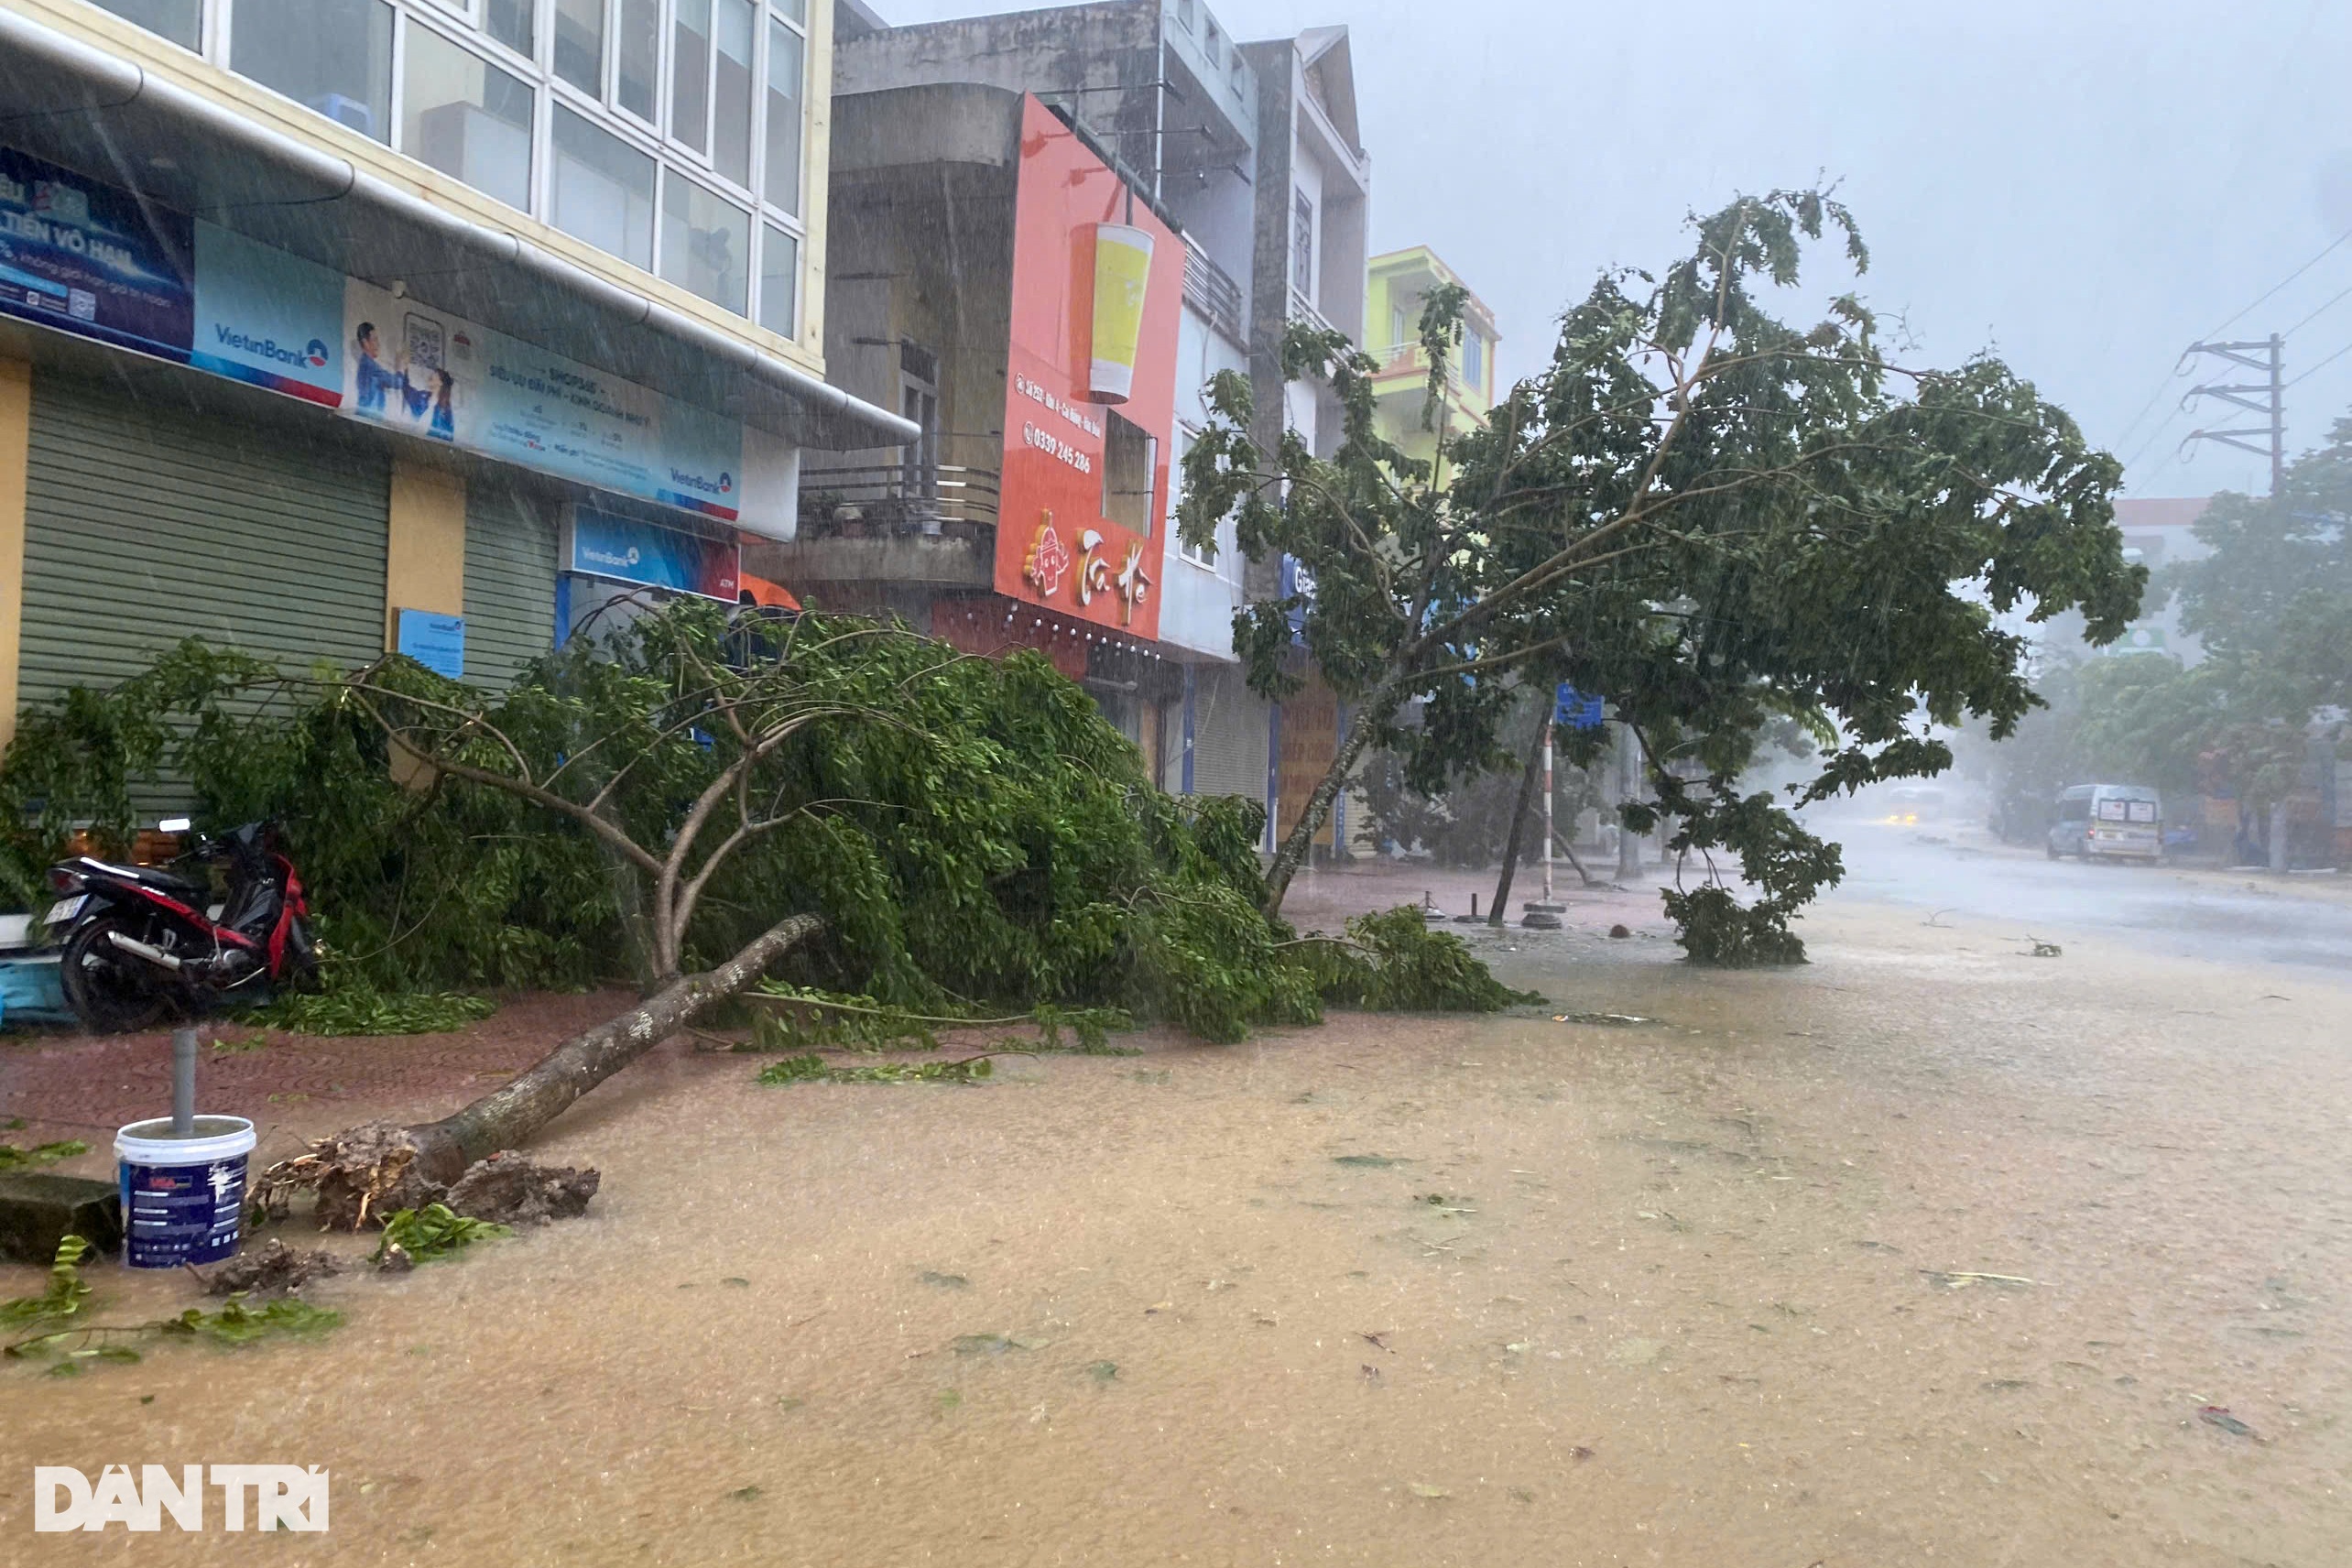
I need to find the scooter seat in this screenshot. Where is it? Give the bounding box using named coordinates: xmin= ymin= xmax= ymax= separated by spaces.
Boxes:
xmin=75 ymin=856 xmax=207 ymax=898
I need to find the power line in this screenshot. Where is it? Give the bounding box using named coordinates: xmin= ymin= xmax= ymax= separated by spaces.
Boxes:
xmin=2284 ymin=335 xmax=2352 ymax=388
xmin=2202 ymin=221 xmax=2352 ymax=342
xmin=2282 ymin=279 xmax=2352 ymax=340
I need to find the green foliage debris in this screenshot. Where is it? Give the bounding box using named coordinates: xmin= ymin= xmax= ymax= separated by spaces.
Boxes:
xmin=6 ymin=1236 xmax=339 ymax=1371
xmin=0 ymin=1140 xmax=89 ymax=1173
xmin=756 ymin=1053 xmax=997 ymax=1086
xmin=376 ymin=1203 xmax=510 ymax=1264
xmin=263 ymin=986 xmax=498 ymax=1037
xmin=158 ymin=1295 xmax=343 ymax=1345
xmin=0 ymin=1235 xmax=93 ymax=1330
xmin=0 ymin=604 xmax=1530 ymax=1043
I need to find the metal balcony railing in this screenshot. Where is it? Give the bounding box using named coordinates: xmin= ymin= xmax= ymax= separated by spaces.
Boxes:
xmin=798 ymin=463 xmax=1001 ymax=539
xmin=1183 ymin=234 xmax=1247 ymax=346
xmin=1375 ymin=341 xmax=1465 ymax=395
xmin=1288 ymin=288 xmax=1340 ymax=340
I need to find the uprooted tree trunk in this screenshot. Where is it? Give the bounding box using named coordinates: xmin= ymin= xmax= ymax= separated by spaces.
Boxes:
xmin=260 ymin=912 xmax=822 ymax=1228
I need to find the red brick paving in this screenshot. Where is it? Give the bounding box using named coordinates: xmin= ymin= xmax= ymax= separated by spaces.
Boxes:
xmin=0 ymin=861 xmax=1680 ymax=1180
xmin=0 ymin=990 xmax=645 ymax=1174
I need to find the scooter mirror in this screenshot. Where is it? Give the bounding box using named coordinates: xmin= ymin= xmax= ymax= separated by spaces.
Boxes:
xmin=158 ymin=817 xmax=192 ymax=833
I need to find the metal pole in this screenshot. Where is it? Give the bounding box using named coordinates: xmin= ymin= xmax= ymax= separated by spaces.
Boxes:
xmin=2270 ymin=332 xmax=2285 ymax=497
xmin=1616 ymin=724 xmax=1642 ymax=879
xmin=170 ymin=1026 xmax=198 ymax=1137
xmin=1541 ymin=720 xmax=1555 ymax=904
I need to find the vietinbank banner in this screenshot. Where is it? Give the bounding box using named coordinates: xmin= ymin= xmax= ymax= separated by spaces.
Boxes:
xmin=0 ymin=139 xmax=744 ymax=523
xmin=191 ymin=223 xmax=343 ymax=406
xmin=342 ymin=279 xmax=741 ymax=521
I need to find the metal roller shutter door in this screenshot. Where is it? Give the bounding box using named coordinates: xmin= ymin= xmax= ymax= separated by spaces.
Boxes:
xmin=1189 ymin=663 xmax=1269 ymax=804
xmin=17 ymin=372 xmax=388 ymax=710
xmin=463 ymin=482 xmax=559 ymax=689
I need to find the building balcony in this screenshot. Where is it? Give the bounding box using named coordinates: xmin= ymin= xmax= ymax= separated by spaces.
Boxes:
xmin=1289 ymin=288 xmax=1341 ymax=340
xmin=766 ymin=463 xmax=1002 ymax=594
xmin=798 ymin=463 xmax=1001 ymax=539
xmin=1183 ymin=234 xmax=1247 ymax=347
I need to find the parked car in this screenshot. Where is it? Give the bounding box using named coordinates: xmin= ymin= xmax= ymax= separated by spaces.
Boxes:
xmin=2048 ymin=784 xmax=2163 ymax=863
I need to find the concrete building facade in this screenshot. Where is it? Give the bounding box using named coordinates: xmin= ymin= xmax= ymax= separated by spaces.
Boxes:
xmin=0 ymin=0 xmax=909 ymax=752
xmin=778 ymin=0 xmax=1372 ymax=847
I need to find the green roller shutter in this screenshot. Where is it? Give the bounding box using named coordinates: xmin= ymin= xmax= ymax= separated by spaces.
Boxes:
xmin=463 ymin=482 xmax=559 ymax=689
xmin=17 ymin=372 xmax=389 ymax=710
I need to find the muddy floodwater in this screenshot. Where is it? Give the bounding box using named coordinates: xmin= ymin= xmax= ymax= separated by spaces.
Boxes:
xmin=5 ymin=891 xmax=2348 ymax=1565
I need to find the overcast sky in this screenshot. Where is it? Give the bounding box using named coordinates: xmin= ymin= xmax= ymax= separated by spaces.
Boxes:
xmin=870 ymin=0 xmax=2352 ymax=500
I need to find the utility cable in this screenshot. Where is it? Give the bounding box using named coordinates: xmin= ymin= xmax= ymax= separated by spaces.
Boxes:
xmin=2284 ymin=336 xmax=2352 ymax=388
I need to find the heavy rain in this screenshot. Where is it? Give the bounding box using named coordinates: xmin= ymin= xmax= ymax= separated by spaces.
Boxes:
xmin=0 ymin=2 xmax=2347 ymax=1564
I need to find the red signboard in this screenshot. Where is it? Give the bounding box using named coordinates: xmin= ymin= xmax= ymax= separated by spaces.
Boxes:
xmin=995 ymin=96 xmax=1182 ymax=641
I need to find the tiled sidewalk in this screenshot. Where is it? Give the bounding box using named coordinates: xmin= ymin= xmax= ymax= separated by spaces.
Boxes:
xmin=0 ymin=990 xmax=644 ymax=1175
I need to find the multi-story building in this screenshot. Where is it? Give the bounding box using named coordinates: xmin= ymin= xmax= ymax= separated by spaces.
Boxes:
xmin=769 ymin=0 xmax=1368 ymax=849
xmin=0 ymin=0 xmax=909 ymax=751
xmin=1366 ymin=245 xmax=1497 ymax=464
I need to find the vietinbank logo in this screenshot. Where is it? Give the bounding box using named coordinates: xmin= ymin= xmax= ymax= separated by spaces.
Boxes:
xmin=34 ymin=1465 xmax=329 ymax=1532
xmin=579 ymin=543 xmax=643 ymax=572
xmin=669 ymin=467 xmax=734 ymax=497
xmin=212 ymin=322 xmax=330 ymax=369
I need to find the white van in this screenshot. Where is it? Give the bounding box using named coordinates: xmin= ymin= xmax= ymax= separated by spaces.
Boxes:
xmin=2048 ymin=784 xmax=2163 ymax=863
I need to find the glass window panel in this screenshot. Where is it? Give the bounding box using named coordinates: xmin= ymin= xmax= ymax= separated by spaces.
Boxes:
xmin=671 ymin=0 xmax=712 ymax=153
xmin=713 ymin=0 xmax=756 ymax=187
xmin=485 ymin=0 xmax=535 ymax=56
xmin=232 ymin=0 xmax=394 ymax=143
xmin=90 ymin=0 xmax=201 ymax=49
xmin=763 ymin=16 xmax=804 ymax=214
xmin=661 ymin=171 xmax=748 ymax=314
xmin=551 ymin=104 xmax=656 ymax=269
xmin=771 ymin=0 xmax=806 ymax=24
xmin=758 ymin=223 xmax=797 ymax=338
xmin=402 ymin=22 xmax=536 ymax=212
xmin=616 ymin=0 xmax=660 ymax=121
xmin=553 ymin=0 xmax=604 ymax=93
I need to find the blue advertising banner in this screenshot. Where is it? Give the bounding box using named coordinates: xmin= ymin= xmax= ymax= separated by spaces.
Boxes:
xmin=0 ymin=145 xmax=192 ymax=361
xmin=191 ymin=222 xmax=343 ymax=407
xmin=566 ymin=506 xmax=739 ymax=601
xmin=343 ymin=278 xmax=743 ymax=521
xmin=0 ymin=139 xmax=747 ymax=528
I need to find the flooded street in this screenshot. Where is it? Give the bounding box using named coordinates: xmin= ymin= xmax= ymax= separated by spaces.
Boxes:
xmin=6 ymin=880 xmax=2350 ymax=1566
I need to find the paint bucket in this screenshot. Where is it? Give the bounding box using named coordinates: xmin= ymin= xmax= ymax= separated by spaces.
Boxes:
xmin=114 ymin=1116 xmax=256 ymax=1269
xmin=1088 ymin=223 xmax=1155 ymax=403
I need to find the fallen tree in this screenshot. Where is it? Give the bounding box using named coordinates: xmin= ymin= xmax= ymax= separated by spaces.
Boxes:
xmin=4 ymin=603 xmax=1531 ymax=1220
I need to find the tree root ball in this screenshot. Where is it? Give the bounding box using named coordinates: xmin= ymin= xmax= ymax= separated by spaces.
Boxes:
xmin=444 ymin=1150 xmax=600 ymax=1226
xmin=254 ymin=1122 xmax=598 ymax=1232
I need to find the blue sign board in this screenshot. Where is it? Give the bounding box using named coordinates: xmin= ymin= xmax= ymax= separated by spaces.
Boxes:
xmin=567 ymin=507 xmax=740 ymax=601
xmin=397 ymin=610 xmax=466 ymax=681
xmin=1555 ymin=683 xmax=1606 ymax=730
xmin=0 ymin=145 xmax=193 ymax=361
xmin=191 ymin=222 xmax=344 ymax=407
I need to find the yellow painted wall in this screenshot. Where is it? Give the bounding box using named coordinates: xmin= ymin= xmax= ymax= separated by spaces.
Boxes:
xmin=0 ymin=355 xmax=26 ymax=751
xmin=8 ymin=0 xmax=829 ymax=379
xmin=386 ymin=458 xmax=466 ymax=646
